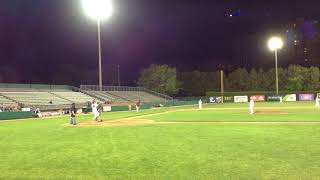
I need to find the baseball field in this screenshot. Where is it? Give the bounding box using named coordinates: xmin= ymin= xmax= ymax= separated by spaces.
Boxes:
xmin=1 ymin=102 xmax=320 ymax=179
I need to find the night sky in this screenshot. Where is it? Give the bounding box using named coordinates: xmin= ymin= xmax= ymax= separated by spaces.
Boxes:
xmin=1 ymin=0 xmax=320 ymax=85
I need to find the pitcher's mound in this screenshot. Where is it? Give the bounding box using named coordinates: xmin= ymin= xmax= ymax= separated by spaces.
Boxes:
xmin=64 ymin=119 xmax=155 ymax=127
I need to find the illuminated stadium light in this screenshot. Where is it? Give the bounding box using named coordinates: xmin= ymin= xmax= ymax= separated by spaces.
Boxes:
xmin=82 ymin=0 xmax=113 ymax=91
xmin=267 ymin=36 xmax=283 ymax=95
xmin=268 ymin=36 xmax=283 ymax=51
xmin=82 ymin=0 xmax=113 ymax=21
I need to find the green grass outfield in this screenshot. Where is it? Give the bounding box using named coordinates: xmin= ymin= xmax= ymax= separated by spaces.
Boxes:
xmin=1 ymin=101 xmax=320 ymax=179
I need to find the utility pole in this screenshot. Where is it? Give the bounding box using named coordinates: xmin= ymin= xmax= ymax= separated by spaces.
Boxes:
xmin=97 ymin=20 xmax=103 ymax=91
xmin=117 ymin=65 xmax=121 ymax=86
xmin=220 ymin=69 xmax=224 ymax=103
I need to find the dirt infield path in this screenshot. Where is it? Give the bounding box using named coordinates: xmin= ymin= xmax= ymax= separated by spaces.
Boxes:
xmin=66 ymin=120 xmax=320 ymax=127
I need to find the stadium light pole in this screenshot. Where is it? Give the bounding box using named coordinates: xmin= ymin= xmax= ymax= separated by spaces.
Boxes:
xmin=268 ymin=36 xmax=283 ymax=95
xmin=82 ymin=0 xmax=113 ymax=91
xmin=220 ymin=69 xmax=224 ymax=103
xmin=117 ymin=64 xmax=121 ymax=86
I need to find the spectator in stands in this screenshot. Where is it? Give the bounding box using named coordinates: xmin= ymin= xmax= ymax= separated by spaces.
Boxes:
xmin=70 ymin=103 xmax=77 ymax=125
xmin=49 ymin=100 xmax=53 ymax=104
xmin=136 ymin=100 xmax=141 ymax=112
xmin=0 ymin=105 xmax=16 ymax=112
xmin=35 ymin=108 xmax=43 ymax=118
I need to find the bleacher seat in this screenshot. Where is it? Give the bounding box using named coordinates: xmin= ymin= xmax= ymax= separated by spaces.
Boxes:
xmin=0 ymin=84 xmax=171 ymax=108
xmin=1 ymin=92 xmax=71 ymax=106
xmin=52 ymin=92 xmax=96 ymax=103
xmin=107 ymin=91 xmax=168 ymax=103
xmin=0 ymin=96 xmax=16 ymax=106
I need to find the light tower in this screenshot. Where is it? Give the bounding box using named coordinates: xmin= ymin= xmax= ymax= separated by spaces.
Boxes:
xmin=268 ymin=36 xmax=284 ymax=95
xmin=82 ymin=0 xmax=113 ymax=91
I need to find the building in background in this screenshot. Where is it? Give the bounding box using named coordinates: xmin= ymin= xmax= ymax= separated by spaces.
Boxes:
xmin=285 ymin=18 xmax=320 ymax=66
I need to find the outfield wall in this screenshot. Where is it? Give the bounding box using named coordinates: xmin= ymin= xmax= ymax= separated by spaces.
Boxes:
xmin=0 ymin=111 xmax=33 ymax=120
xmin=206 ymin=91 xmax=320 ymax=97
xmin=110 ymin=92 xmax=319 ymax=112
xmin=111 ymin=101 xmax=199 ymax=112
xmin=207 ymin=93 xmax=319 ymax=103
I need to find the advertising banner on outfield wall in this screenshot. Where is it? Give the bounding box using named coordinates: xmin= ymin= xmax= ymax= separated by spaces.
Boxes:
xmin=267 ymin=95 xmax=282 ymax=101
xmin=298 ymin=94 xmax=315 ymax=101
xmin=250 ymin=95 xmax=265 ymax=102
xmin=209 ymin=97 xmax=222 ymax=103
xmin=234 ymin=96 xmax=248 ymax=103
xmin=283 ymin=94 xmax=297 ymax=102
xmin=103 ymin=106 xmax=112 ymax=112
xmin=223 ymin=96 xmax=234 ymax=102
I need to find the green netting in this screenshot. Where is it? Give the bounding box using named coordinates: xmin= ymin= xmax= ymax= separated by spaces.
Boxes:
xmin=111 ymin=106 xmax=130 ymax=111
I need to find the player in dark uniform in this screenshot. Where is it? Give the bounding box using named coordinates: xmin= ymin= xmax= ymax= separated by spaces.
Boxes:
xmin=97 ymin=103 xmax=103 ymax=122
xmin=70 ymin=103 xmax=77 ymax=125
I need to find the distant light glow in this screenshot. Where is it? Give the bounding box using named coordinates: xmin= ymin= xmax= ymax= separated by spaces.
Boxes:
xmin=82 ymin=0 xmax=113 ymax=21
xmin=268 ymin=37 xmax=283 ymax=51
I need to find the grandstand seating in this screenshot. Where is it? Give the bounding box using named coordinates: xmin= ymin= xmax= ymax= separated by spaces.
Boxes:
xmin=52 ymin=92 xmax=95 ymax=104
xmin=1 ymin=92 xmax=71 ymax=106
xmin=98 ymin=91 xmax=128 ymax=103
xmin=80 ymin=85 xmax=173 ymax=104
xmin=0 ymin=87 xmax=99 ymax=108
xmin=0 ymin=88 xmax=40 ymax=92
xmin=107 ymin=91 xmax=168 ymax=103
xmin=134 ymin=91 xmax=168 ymax=102
xmin=83 ymin=91 xmax=115 ymax=102
xmin=0 ymin=95 xmax=16 ymax=105
xmin=81 ymin=90 xmax=130 ymax=103
xmin=81 ymin=90 xmax=170 ymax=103
xmin=0 ymin=84 xmax=172 ymax=109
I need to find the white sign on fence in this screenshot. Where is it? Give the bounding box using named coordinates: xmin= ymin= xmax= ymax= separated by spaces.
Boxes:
xmin=283 ymin=94 xmax=297 ymax=102
xmin=103 ymin=106 xmax=112 ymax=112
xmin=234 ymin=96 xmax=248 ymax=103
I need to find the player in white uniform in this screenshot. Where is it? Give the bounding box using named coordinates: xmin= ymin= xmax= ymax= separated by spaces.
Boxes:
xmin=249 ymin=99 xmax=255 ymax=115
xmin=279 ymin=96 xmax=283 ymax=103
xmin=315 ymin=96 xmax=320 ymax=107
xmin=91 ymin=101 xmax=100 ymax=121
xmin=198 ymin=99 xmax=203 ymax=109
